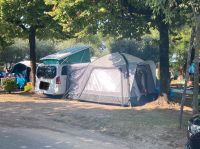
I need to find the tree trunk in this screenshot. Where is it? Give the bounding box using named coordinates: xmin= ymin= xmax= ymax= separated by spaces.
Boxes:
xmin=193 ymin=16 xmax=200 ymax=115
xmin=29 ymin=26 xmax=36 ymax=90
xmin=179 ymin=27 xmax=196 ymax=128
xmin=158 ymin=18 xmax=170 ymax=101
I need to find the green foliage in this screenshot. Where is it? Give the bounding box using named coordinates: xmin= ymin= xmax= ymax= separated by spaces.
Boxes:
xmin=76 ymin=33 xmax=111 ymax=57
xmin=0 ymin=39 xmax=56 ymax=65
xmin=55 ymin=39 xmax=77 ymax=50
xmin=0 ymin=66 xmax=4 ymax=71
xmin=169 ymin=27 xmax=191 ymax=69
xmin=2 ymin=78 xmax=17 ymax=93
xmin=111 ymin=39 xmax=139 ymax=54
xmin=111 ymin=37 xmax=159 ymax=62
xmin=140 ymin=37 xmax=159 ymax=62
xmin=145 ymin=0 xmax=199 ymax=25
xmin=0 ymin=19 xmax=15 ymax=51
xmin=1 ymin=0 xmax=65 ymax=39
xmin=55 ymin=33 xmax=111 ymax=58
xmin=36 ymin=40 xmax=56 ymax=61
xmin=0 ymin=39 xmax=28 ymax=66
xmin=46 ymin=0 xmax=150 ymax=39
xmin=46 ymin=0 xmax=199 ymax=38
xmin=0 ymin=34 xmax=13 ymax=51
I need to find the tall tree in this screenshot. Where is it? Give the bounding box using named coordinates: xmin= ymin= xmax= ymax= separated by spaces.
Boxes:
xmin=179 ymin=1 xmax=200 ymax=127
xmin=179 ymin=27 xmax=196 ymax=128
xmin=47 ymin=0 xmax=193 ymax=100
xmin=1 ymin=0 xmax=67 ymax=88
xmin=122 ymin=0 xmax=199 ymax=99
xmin=193 ymin=15 xmax=200 ymax=115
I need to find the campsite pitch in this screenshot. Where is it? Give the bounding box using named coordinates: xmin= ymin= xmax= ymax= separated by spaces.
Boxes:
xmin=0 ymin=93 xmax=192 ymax=149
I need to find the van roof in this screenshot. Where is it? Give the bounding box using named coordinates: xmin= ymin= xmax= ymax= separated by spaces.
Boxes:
xmin=40 ymin=46 xmax=91 ymax=61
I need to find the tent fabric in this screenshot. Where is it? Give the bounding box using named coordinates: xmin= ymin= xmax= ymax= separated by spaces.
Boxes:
xmin=89 ymin=52 xmax=143 ymax=68
xmin=12 ymin=61 xmax=31 ymax=73
xmin=41 ymin=46 xmax=90 ymax=60
xmin=67 ymin=52 xmax=157 ymax=106
xmin=11 ymin=61 xmax=32 ymax=82
xmin=144 ymin=60 xmax=156 ymax=85
xmin=66 ymin=63 xmax=89 ymax=97
xmin=17 ymin=61 xmax=31 ymax=67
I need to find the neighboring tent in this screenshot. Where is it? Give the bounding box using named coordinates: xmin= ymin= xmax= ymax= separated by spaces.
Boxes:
xmin=11 ymin=61 xmax=32 ymax=82
xmin=66 ymin=52 xmax=157 ymax=106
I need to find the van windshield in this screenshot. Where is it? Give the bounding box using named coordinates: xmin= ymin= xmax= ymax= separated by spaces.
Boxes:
xmin=37 ymin=66 xmax=57 ymax=79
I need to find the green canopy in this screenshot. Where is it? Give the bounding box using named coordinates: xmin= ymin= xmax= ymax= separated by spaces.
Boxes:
xmin=41 ymin=46 xmax=91 ymax=64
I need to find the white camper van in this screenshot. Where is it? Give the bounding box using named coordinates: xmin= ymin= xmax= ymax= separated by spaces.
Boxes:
xmin=35 ymin=46 xmax=91 ymax=95
xmin=36 ymin=64 xmax=68 ymax=95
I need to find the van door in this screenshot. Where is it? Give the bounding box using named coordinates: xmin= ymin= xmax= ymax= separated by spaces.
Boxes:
xmin=60 ymin=65 xmax=68 ymax=94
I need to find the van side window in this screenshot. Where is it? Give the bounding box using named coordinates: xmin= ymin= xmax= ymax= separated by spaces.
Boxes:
xmin=61 ymin=66 xmax=68 ymax=75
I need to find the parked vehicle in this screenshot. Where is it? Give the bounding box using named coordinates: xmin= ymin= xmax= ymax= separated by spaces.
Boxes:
xmin=186 ymin=115 xmax=200 ymax=149
xmin=35 ymin=46 xmax=91 ymax=95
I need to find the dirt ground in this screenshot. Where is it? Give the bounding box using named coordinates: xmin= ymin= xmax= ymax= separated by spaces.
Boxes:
xmin=0 ymin=93 xmax=193 ymax=149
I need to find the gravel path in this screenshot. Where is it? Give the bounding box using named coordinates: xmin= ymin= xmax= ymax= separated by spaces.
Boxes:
xmin=0 ymin=94 xmax=192 ymax=149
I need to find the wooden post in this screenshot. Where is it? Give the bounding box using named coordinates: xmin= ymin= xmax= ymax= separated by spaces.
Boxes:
xmin=192 ymin=15 xmax=200 ymax=115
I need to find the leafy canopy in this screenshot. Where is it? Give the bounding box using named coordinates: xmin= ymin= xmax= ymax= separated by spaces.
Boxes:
xmin=1 ymin=0 xmax=66 ymax=39
xmin=45 ymin=0 xmax=150 ymax=39
xmin=0 ymin=39 xmax=56 ymax=65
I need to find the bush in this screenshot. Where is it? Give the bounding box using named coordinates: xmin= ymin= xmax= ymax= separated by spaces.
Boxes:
xmin=2 ymin=78 xmax=17 ymax=93
xmin=110 ymin=38 xmax=159 ymax=63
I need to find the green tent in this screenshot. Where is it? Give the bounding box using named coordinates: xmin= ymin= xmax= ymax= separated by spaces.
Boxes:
xmin=41 ymin=46 xmax=91 ymax=64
